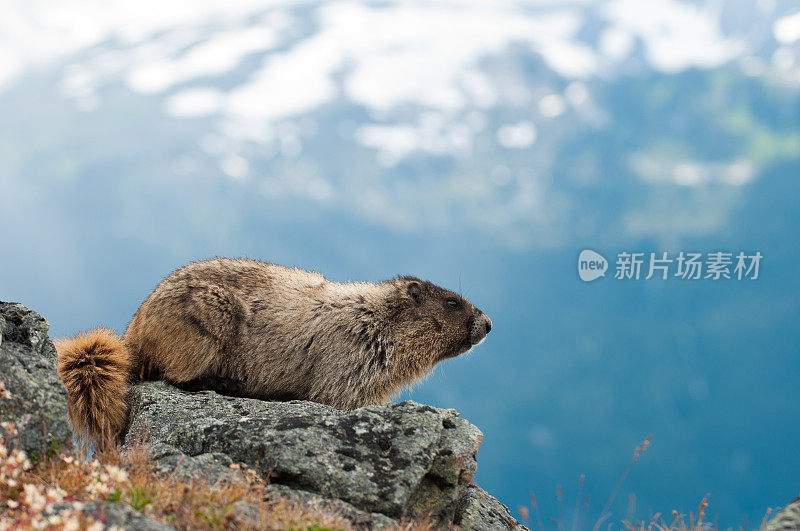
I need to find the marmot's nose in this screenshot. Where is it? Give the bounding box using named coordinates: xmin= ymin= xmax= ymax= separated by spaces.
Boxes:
xmin=470 ymin=312 xmax=492 ymax=345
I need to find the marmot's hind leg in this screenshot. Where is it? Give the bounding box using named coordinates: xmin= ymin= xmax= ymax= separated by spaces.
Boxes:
xmin=168 ymin=281 xmax=250 ymax=381
xmin=185 ymin=281 xmax=250 ymax=346
xmin=127 ymin=280 xmax=249 ymax=384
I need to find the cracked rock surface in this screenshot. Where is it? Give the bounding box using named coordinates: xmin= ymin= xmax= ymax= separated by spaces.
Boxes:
xmin=0 ymin=302 xmax=73 ymax=457
xmin=124 ymin=381 xmax=525 ymax=529
xmin=45 ymin=502 xmax=172 ymax=530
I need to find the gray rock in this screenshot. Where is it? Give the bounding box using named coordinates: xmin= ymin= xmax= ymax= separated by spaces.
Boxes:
xmin=0 ymin=302 xmax=73 ymax=458
xmin=261 ymin=484 xmax=399 ymax=529
xmin=453 ymin=484 xmax=527 ymax=530
xmin=124 ymin=381 xmax=483 ymax=522
xmin=144 ymin=442 xmax=242 ymax=483
xmin=766 ymin=495 xmax=800 ymax=531
xmin=46 ymin=501 xmax=173 ymax=530
xmin=138 ymin=443 xmax=399 ymax=529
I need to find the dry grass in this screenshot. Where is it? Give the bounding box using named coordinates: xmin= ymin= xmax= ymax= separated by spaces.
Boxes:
xmin=621 ymin=494 xmax=713 ymax=530
xmin=0 ymin=430 xmax=442 ymax=530
xmin=0 ymin=380 xmax=439 ymax=530
xmin=620 ymin=496 xmax=776 ymax=531
xmin=519 ymin=490 xmax=777 ymax=531
xmin=0 ymin=428 xmax=357 ymax=530
xmin=516 ymin=435 xmax=777 ymax=531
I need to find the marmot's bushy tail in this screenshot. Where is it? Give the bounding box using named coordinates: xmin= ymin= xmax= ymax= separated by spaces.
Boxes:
xmin=55 ymin=328 xmax=132 ymax=449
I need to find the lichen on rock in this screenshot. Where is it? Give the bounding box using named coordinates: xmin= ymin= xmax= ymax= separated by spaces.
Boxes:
xmin=0 ymin=302 xmax=73 ymax=458
xmin=124 ymin=381 xmax=525 ymax=529
xmin=766 ymin=495 xmax=800 ymax=531
xmin=44 ymin=501 xmax=172 ymax=531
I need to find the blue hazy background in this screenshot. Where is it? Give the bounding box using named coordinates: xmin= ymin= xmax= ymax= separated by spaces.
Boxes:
xmin=1 ymin=1 xmax=799 ymax=527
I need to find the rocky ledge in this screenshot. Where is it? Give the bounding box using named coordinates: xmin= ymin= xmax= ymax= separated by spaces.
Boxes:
xmin=0 ymin=303 xmax=525 ymax=530
xmin=0 ymin=302 xmax=73 ymax=457
xmin=124 ymin=381 xmax=521 ymax=529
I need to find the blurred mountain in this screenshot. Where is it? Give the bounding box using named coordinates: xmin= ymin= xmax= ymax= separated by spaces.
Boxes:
xmin=2 ymin=0 xmax=800 ymax=248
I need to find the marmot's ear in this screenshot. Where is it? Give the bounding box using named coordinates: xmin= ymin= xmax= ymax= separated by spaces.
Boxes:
xmin=407 ymin=282 xmax=423 ymax=305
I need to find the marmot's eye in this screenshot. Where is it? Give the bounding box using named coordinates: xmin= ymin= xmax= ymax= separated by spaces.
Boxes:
xmin=445 ymin=299 xmax=460 ymax=309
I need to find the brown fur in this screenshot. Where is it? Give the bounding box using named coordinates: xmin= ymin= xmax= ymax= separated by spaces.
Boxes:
xmin=56 ymin=328 xmax=131 ymax=448
xmin=56 ymin=258 xmax=492 ymax=448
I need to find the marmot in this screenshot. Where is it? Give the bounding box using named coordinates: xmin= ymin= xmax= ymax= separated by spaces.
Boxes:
xmin=56 ymin=258 xmax=492 ymax=448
